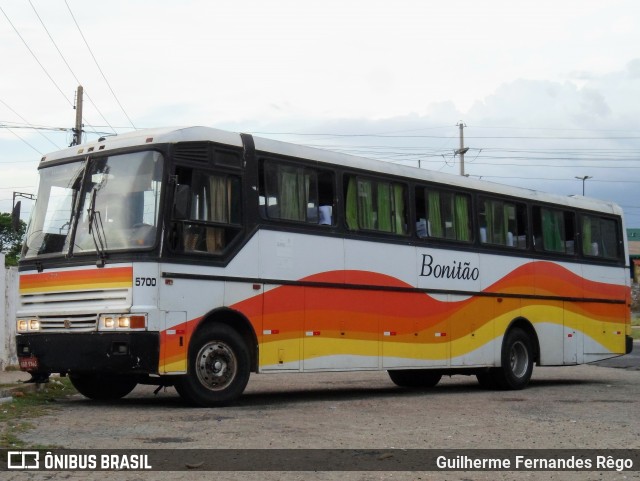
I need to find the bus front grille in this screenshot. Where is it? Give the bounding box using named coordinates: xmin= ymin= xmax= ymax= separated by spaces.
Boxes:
xmin=19 ymin=288 xmax=131 ymax=332
xmin=20 ymin=288 xmax=130 ymax=308
xmin=37 ymin=313 xmax=98 ymax=332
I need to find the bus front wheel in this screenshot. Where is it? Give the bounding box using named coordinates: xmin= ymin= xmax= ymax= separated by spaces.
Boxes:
xmin=69 ymin=373 xmax=137 ymax=400
xmin=175 ymin=324 xmax=250 ymax=407
xmin=388 ymin=369 xmax=442 ymax=388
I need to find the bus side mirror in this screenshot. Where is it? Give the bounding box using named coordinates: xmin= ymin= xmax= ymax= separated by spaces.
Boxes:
xmin=173 ymin=185 xmax=191 ymax=220
xmin=11 ymin=201 xmax=21 ymax=232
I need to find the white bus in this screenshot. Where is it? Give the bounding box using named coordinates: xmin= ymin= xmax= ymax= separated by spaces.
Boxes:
xmin=15 ymin=126 xmax=632 ymax=406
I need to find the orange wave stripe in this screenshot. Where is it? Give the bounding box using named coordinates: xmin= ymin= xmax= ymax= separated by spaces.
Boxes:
xmin=231 ymin=264 xmax=628 ymax=344
xmin=20 ymin=266 xmax=133 ymax=293
xmin=158 ymin=263 xmax=628 ymax=369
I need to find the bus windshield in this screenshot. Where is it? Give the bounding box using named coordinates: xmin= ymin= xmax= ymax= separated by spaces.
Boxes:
xmin=23 ymin=161 xmax=85 ymax=258
xmin=23 ymin=150 xmax=164 ymax=259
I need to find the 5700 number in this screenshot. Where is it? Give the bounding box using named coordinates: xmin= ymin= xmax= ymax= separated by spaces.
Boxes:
xmin=135 ymin=277 xmax=157 ymax=287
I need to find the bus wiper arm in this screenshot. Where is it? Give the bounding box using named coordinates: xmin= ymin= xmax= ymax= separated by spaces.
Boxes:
xmin=87 ymin=188 xmax=107 ymax=267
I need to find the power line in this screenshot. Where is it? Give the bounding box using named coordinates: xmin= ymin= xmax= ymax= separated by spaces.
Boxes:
xmin=0 ymin=121 xmax=113 ymax=136
xmin=0 ymin=99 xmax=61 ymax=149
xmin=0 ymin=122 xmax=69 ymax=133
xmin=0 ymin=126 xmax=42 ymax=155
xmin=254 ymin=131 xmax=640 ymax=140
xmin=28 ymin=0 xmax=115 ymax=136
xmin=471 ymin=125 xmax=640 ymax=133
xmin=65 ymin=0 xmax=136 ymax=130
xmin=0 ymin=4 xmax=72 ymax=108
xmin=479 ymin=175 xmax=640 ymax=184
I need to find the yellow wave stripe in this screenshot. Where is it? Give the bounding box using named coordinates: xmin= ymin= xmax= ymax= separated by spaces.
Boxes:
xmin=257 ymin=305 xmax=626 ymax=367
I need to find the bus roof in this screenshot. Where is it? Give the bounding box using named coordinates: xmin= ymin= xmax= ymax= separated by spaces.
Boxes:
xmin=40 ymin=126 xmax=622 ymax=217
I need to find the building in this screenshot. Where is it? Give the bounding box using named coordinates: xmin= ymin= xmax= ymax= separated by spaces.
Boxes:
xmin=628 ymin=229 xmax=640 ymax=283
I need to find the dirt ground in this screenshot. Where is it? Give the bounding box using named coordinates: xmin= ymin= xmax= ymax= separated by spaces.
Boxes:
xmin=5 ymin=362 xmax=640 ymax=481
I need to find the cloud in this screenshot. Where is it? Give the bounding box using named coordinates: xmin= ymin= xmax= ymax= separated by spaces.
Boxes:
xmin=627 ymin=59 xmax=640 ymax=78
xmin=578 ymin=89 xmax=611 ymax=118
xmin=2 ymin=2 xmax=640 ymax=224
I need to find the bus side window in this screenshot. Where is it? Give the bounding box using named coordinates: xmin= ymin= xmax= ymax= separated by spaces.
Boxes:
xmin=478 ymin=198 xmax=527 ymax=248
xmin=345 ymin=175 xmax=407 ymax=234
xmin=172 ymin=167 xmax=242 ymax=255
xmin=533 ymin=206 xmax=575 ymax=254
xmin=259 ymin=159 xmax=335 ymax=226
xmin=414 ymin=186 xmax=471 ymax=242
xmin=317 ymin=171 xmax=334 ymax=225
xmin=581 ymin=215 xmax=620 ymax=259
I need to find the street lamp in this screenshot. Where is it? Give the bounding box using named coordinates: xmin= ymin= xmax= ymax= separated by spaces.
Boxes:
xmin=575 ymin=176 xmax=592 ymax=196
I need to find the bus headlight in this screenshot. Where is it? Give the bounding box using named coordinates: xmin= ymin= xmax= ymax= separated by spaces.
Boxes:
xmin=17 ymin=319 xmax=40 ymax=332
xmin=99 ymin=314 xmax=147 ymax=331
xmin=102 ymin=316 xmax=115 ymax=329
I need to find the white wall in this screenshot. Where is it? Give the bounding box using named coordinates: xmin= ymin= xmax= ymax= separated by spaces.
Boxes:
xmin=1 ymin=254 xmax=19 ymax=370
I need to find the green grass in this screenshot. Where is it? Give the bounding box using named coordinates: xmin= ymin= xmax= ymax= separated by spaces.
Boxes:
xmin=632 ymin=314 xmax=640 ymax=340
xmin=0 ymin=377 xmax=76 ymax=449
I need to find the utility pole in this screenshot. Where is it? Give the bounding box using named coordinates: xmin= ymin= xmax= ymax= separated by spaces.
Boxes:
xmin=455 ymin=121 xmax=469 ymax=176
xmin=71 ymin=85 xmax=83 ymax=146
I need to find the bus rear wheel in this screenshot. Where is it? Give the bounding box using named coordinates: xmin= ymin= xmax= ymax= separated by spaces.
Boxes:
xmin=175 ymin=324 xmax=250 ymax=407
xmin=69 ymin=373 xmax=137 ymax=400
xmin=487 ymin=327 xmax=534 ymax=390
xmin=388 ymin=369 xmax=442 ymax=388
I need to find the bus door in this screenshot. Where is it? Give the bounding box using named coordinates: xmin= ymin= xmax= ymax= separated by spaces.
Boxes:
xmin=160 ymin=311 xmax=188 ymax=373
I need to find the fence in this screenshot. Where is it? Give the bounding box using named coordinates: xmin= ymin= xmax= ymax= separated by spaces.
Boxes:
xmin=1 ymin=253 xmax=18 ymax=370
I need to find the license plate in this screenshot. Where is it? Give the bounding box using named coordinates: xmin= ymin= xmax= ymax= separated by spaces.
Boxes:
xmin=19 ymin=357 xmax=39 ymax=370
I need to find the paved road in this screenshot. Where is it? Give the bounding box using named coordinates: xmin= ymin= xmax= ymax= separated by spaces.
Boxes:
xmin=593 ymin=340 xmax=639 ymax=370
xmin=10 ymin=363 xmax=640 ymax=481
xmin=3 ymin=345 xmax=639 ymax=481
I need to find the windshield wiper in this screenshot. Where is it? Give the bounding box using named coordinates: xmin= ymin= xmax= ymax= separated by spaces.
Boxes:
xmin=87 ymin=188 xmax=108 ymax=267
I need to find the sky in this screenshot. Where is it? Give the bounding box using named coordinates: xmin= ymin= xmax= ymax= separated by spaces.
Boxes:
xmin=1 ymin=0 xmax=640 ymax=226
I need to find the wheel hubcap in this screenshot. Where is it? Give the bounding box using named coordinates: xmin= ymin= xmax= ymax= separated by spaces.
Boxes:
xmin=196 ymin=342 xmax=237 ymax=391
xmin=510 ymin=341 xmax=529 ymax=378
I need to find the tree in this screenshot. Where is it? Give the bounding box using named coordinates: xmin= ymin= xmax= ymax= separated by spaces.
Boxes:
xmin=0 ymin=212 xmax=26 ymax=266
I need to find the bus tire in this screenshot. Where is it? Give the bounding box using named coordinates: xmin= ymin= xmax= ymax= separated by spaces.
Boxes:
xmin=388 ymin=369 xmax=442 ymax=388
xmin=69 ymin=373 xmax=137 ymax=400
xmin=493 ymin=327 xmax=534 ymax=390
xmin=175 ymin=324 xmax=250 ymax=407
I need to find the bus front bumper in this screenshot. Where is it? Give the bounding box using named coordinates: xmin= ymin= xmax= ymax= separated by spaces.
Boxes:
xmin=15 ymin=332 xmax=160 ymax=375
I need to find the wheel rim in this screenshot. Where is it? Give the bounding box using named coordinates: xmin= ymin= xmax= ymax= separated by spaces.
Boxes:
xmin=509 ymin=340 xmax=529 ymax=378
xmin=196 ymin=341 xmax=237 ymax=391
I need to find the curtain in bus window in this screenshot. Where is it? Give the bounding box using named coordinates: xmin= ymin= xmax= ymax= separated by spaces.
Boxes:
xmin=582 ymin=216 xmax=593 ymax=255
xmin=427 ymin=191 xmax=443 ymax=237
xmin=206 ymin=175 xmax=228 ymax=252
xmin=484 ymin=200 xmax=494 ymax=244
xmin=346 ymin=177 xmax=358 ymax=230
xmin=542 ymin=208 xmax=564 ymax=252
xmin=393 ymin=184 xmax=406 ymax=234
xmin=492 ymin=201 xmax=506 ymax=245
xmin=600 ymin=218 xmax=618 ymax=258
xmin=278 ymin=166 xmax=307 ymax=221
xmin=357 ymin=180 xmax=375 ymax=229
xmin=501 ymin=205 xmax=508 ymax=244
xmin=504 ymin=204 xmax=515 ymax=246
xmin=454 ymin=195 xmax=470 ymax=241
xmin=377 ymin=182 xmax=392 ymax=232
